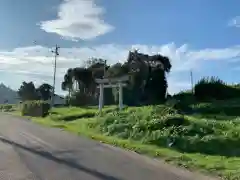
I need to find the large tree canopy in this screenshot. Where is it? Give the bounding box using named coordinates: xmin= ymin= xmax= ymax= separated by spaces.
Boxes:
xmin=18 ymin=81 xmax=39 ymax=101
xmin=37 ymin=83 xmax=53 ymax=101
xmin=61 ymin=68 xmax=74 ymax=97
xmin=61 ymin=52 xmax=172 ymax=106
xmin=18 ymin=82 xmax=54 ymax=101
xmin=124 ymin=50 xmax=172 ymax=104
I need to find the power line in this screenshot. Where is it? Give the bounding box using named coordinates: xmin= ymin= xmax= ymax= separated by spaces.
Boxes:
xmin=51 ymin=44 xmax=60 ymax=107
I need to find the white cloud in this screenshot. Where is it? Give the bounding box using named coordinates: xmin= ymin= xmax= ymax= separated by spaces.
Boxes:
xmin=1 ymin=43 xmax=240 ymax=94
xmin=39 ymin=0 xmax=114 ymax=41
xmin=228 ymin=16 xmax=240 ymax=28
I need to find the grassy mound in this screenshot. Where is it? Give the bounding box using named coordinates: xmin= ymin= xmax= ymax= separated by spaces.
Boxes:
xmin=89 ymin=106 xmax=240 ymax=157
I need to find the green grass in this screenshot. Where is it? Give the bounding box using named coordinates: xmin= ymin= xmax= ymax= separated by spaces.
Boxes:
xmin=13 ymin=102 xmax=240 ymax=180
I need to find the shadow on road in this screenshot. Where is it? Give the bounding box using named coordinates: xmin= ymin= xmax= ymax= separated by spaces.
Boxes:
xmin=0 ymin=137 xmax=121 ymax=180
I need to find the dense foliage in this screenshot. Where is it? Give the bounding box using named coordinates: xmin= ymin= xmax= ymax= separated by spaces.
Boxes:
xmin=18 ymin=82 xmax=53 ymax=102
xmin=61 ymin=51 xmax=172 ymax=106
xmin=90 ymin=105 xmax=239 ymax=156
xmin=37 ymin=83 xmax=53 ymax=100
xmin=0 ymin=104 xmax=15 ymax=112
xmin=194 ymin=77 xmax=240 ymax=101
xmin=68 ymin=91 xmax=97 ymax=106
xmin=18 ymin=82 xmax=39 ymax=101
xmin=21 ymin=100 xmax=50 ymax=117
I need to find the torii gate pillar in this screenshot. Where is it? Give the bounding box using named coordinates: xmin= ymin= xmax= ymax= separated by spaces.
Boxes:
xmin=95 ymin=75 xmax=129 ymax=111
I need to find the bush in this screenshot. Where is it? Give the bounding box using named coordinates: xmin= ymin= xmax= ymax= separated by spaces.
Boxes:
xmin=172 ymin=90 xmax=195 ymax=104
xmin=0 ymin=104 xmax=14 ymax=112
xmin=90 ymin=106 xmax=240 ymax=156
xmin=194 ymin=77 xmax=240 ymax=101
xmin=93 ymin=106 xmax=190 ymax=144
xmin=69 ymin=91 xmax=97 ymax=106
xmin=21 ymin=100 xmax=50 ymax=117
xmin=165 ymin=97 xmax=193 ymax=113
xmin=192 ymin=102 xmax=240 ymax=116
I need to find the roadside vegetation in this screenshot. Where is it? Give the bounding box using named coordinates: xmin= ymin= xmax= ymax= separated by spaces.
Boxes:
xmin=4 ymin=52 xmax=240 ymax=180
xmin=25 ymin=100 xmax=239 ymax=180
xmin=0 ymin=104 xmax=17 ymax=112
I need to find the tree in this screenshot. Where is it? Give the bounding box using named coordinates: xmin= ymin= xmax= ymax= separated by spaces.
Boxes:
xmin=62 ymin=58 xmax=109 ymax=95
xmin=61 ymin=68 xmax=74 ymax=97
xmin=105 ymin=63 xmax=128 ymax=78
xmin=61 ymin=58 xmax=113 ymax=106
xmin=72 ymin=67 xmax=94 ymax=93
xmin=104 ymin=62 xmax=130 ymax=104
xmin=61 ymin=52 xmax=172 ymax=106
xmin=144 ymin=68 xmax=167 ymax=104
xmin=37 ymin=83 xmax=53 ymax=100
xmin=126 ymin=50 xmax=172 ymax=104
xmin=18 ymin=81 xmax=39 ymax=101
xmin=87 ymin=58 xmax=109 ymax=79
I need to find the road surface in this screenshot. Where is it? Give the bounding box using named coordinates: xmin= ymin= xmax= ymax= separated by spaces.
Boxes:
xmin=0 ymin=114 xmax=217 ymax=180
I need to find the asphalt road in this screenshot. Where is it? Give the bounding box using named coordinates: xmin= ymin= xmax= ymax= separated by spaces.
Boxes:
xmin=0 ymin=114 xmax=218 ymax=180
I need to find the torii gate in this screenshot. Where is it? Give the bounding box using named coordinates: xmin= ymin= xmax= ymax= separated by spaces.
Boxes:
xmin=95 ymin=75 xmax=129 ymax=111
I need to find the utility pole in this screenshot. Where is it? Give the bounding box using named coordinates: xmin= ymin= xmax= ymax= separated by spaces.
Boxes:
xmin=51 ymin=44 xmax=60 ymax=107
xmin=190 ymin=70 xmax=194 ymax=94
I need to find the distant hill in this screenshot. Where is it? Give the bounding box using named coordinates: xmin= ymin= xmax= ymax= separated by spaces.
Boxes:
xmin=0 ymin=83 xmax=19 ymax=104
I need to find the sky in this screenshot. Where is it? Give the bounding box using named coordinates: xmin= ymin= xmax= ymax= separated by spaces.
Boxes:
xmin=0 ymin=0 xmax=239 ymax=95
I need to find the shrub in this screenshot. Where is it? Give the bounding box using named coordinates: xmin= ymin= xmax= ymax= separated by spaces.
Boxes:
xmin=21 ymin=100 xmax=50 ymax=117
xmin=93 ymin=106 xmax=189 ymax=143
xmin=91 ymin=106 xmax=240 ymax=156
xmin=172 ymin=90 xmax=195 ymax=104
xmin=69 ymin=91 xmax=97 ymax=106
xmin=194 ymin=76 xmax=240 ymax=101
xmin=192 ymin=102 xmax=240 ymax=116
xmin=0 ymin=104 xmax=14 ymax=112
xmin=165 ymin=97 xmax=193 ymax=114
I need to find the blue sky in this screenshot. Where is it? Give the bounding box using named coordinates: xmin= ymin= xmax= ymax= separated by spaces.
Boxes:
xmin=0 ymin=0 xmax=239 ymax=95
